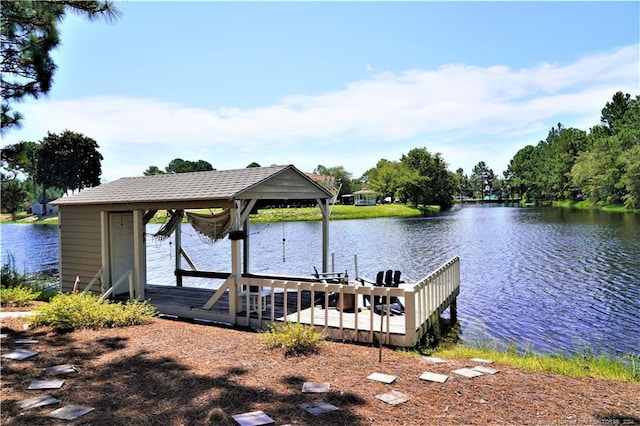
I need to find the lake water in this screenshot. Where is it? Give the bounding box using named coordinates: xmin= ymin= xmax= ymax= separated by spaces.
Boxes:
xmin=2 ymin=205 xmax=639 ymax=358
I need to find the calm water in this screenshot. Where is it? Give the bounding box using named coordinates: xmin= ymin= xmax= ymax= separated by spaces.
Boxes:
xmin=2 ymin=205 xmax=639 ymax=357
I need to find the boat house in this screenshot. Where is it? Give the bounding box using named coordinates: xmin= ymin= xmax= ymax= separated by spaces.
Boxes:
xmin=52 ymin=165 xmax=459 ymax=347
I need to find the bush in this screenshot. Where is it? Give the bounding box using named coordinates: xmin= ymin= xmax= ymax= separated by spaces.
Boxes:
xmin=0 ymin=285 xmax=38 ymax=307
xmin=29 ymin=293 xmax=158 ymax=331
xmin=262 ymin=322 xmax=324 ymax=357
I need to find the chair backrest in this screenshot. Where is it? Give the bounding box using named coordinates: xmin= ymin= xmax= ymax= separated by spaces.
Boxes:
xmin=375 ymin=271 xmax=385 ymax=286
xmin=393 ymin=270 xmax=402 ymax=286
xmin=384 ymin=269 xmax=393 ymax=287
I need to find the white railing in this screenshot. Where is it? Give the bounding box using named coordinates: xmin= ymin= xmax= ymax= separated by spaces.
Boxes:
xmin=233 ymin=256 xmax=460 ymax=346
xmin=406 ymin=256 xmax=460 ymax=345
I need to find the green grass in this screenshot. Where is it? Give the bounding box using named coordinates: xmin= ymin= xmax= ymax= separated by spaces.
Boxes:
xmin=431 ymin=344 xmax=639 ymax=383
xmin=552 ymin=200 xmax=640 ymax=213
xmin=250 ymin=203 xmax=434 ymax=223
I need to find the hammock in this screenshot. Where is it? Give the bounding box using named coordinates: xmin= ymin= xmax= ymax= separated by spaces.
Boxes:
xmin=153 ymin=210 xmax=184 ymax=240
xmin=186 ymin=210 xmax=232 ymax=243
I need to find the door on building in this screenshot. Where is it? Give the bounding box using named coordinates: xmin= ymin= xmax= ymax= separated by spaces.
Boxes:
xmin=109 ymin=212 xmax=135 ymax=295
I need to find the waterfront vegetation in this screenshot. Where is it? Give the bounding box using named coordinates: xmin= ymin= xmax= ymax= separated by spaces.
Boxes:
xmin=0 ymin=253 xmax=57 ymax=306
xmin=429 ymin=344 xmax=640 ymax=384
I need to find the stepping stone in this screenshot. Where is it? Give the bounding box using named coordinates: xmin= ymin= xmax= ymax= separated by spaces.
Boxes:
xmin=44 ymin=364 xmax=77 ymax=375
xmin=424 ymin=356 xmax=448 ymax=364
xmin=27 ymin=379 xmax=65 ymax=390
xmin=15 ymin=339 xmax=38 ymax=344
xmin=452 ymin=368 xmax=484 ymax=378
xmin=470 ymin=358 xmax=493 ymax=364
xmin=19 ymin=395 xmax=59 ymax=410
xmin=473 ymin=365 xmax=499 ymax=375
xmin=2 ymin=349 xmax=37 ymax=360
xmin=48 ymin=405 xmax=95 ymax=420
xmin=366 ymin=372 xmax=397 ymax=384
xmin=419 ymin=371 xmax=449 ymax=383
xmin=299 ymin=400 xmax=339 ymax=416
xmin=302 ymin=382 xmax=330 ymax=393
xmin=377 ymin=389 xmax=410 ymax=405
xmin=231 ymin=410 xmax=275 ymax=426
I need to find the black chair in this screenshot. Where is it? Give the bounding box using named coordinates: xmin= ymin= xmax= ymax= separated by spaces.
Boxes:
xmin=384 ymin=269 xmax=405 ymax=314
xmin=393 ymin=270 xmax=403 ymax=286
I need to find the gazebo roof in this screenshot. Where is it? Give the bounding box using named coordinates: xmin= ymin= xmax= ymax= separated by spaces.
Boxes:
xmin=52 ymin=164 xmax=332 ymax=207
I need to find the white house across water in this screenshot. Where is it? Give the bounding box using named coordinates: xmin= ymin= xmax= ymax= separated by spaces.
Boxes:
xmin=52 ymin=165 xmax=460 ymax=347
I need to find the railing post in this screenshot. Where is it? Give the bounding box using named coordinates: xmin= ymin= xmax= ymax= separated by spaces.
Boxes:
xmin=404 ymin=289 xmax=416 ymax=346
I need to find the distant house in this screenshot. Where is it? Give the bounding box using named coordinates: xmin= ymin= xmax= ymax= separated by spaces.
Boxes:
xmin=305 ymin=173 xmax=336 ymax=190
xmin=30 ymin=201 xmax=58 ymax=216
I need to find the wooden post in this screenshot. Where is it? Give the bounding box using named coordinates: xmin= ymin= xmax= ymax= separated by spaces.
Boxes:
xmin=450 ymin=297 xmax=458 ymax=325
xmin=133 ymin=209 xmax=146 ymax=299
xmin=175 ymin=217 xmax=182 ymax=287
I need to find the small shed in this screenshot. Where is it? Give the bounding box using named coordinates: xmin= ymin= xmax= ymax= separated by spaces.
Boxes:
xmin=50 ymin=165 xmax=333 ymax=301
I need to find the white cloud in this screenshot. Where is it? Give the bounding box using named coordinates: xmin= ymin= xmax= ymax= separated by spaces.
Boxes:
xmin=3 ymin=44 xmax=638 ymax=181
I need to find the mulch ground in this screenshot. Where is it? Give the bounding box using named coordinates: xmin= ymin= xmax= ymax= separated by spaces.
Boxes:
xmin=1 ymin=314 xmax=639 ymax=426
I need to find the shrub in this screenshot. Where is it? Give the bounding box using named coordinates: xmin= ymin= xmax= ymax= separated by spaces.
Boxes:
xmin=0 ymin=285 xmax=38 ymax=307
xmin=29 ymin=293 xmax=158 ymax=331
xmin=262 ymin=322 xmax=324 ymax=357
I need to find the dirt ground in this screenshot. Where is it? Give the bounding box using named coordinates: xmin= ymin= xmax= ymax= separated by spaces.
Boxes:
xmin=1 ymin=314 xmax=638 ymax=426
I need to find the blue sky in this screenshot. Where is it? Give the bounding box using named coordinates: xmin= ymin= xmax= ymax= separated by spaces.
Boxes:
xmin=3 ymin=1 xmax=639 ymax=183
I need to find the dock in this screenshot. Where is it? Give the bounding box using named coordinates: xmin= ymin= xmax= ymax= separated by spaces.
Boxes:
xmin=129 ymin=256 xmax=460 ymax=347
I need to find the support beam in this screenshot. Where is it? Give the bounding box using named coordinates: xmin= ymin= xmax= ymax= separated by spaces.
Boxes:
xmin=133 ymin=209 xmax=146 ymax=300
xmin=317 ymin=198 xmax=330 ymax=272
xmin=240 ymin=199 xmax=256 ymax=275
xmin=229 ymin=200 xmax=243 ymax=316
xmin=175 ymin=217 xmax=182 ymax=287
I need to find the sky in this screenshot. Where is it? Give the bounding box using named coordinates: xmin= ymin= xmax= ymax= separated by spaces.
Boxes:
xmin=2 ymin=1 xmax=639 ymax=183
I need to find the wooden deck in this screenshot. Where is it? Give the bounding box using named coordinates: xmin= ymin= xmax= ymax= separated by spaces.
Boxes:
xmin=118 ymin=256 xmax=461 ymax=347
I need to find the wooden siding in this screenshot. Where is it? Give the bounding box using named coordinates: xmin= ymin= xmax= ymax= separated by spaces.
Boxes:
xmin=237 ymin=168 xmax=330 ymax=200
xmin=58 ymin=207 xmax=102 ymax=293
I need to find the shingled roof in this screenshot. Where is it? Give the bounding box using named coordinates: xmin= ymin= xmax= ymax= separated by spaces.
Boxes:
xmin=52 ymin=164 xmax=331 ymax=206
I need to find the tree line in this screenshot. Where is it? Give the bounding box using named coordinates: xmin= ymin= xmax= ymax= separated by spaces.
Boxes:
xmin=3 ymin=92 xmax=638 ymax=220
xmin=506 ymin=91 xmax=639 ymax=209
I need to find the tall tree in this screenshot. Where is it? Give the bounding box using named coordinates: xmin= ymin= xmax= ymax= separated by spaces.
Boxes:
xmin=143 ymin=165 xmax=165 ymax=176
xmin=165 ymin=158 xmax=214 ymax=173
xmin=400 ymin=147 xmax=454 ymax=209
xmin=601 ymin=91 xmax=632 ymax=134
xmin=1 ymin=1 xmax=120 ymax=134
xmin=369 ymin=160 xmax=404 ymax=201
xmin=37 ymin=130 xmax=103 ymax=212
xmin=470 ymin=161 xmax=495 ymax=200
